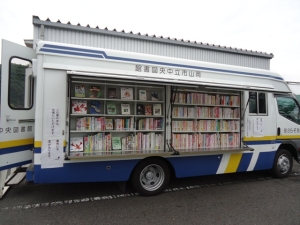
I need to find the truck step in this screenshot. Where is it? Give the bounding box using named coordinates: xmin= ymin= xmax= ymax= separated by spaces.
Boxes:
xmin=6 ymin=172 xmax=26 ymax=185
xmin=5 ymin=164 xmax=29 ymax=186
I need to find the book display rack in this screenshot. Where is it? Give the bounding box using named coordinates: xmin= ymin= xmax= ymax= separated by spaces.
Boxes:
xmin=68 ymin=78 xmax=242 ymax=157
xmin=170 ymin=89 xmax=241 ymax=151
xmin=68 ymin=78 xmax=165 ymax=156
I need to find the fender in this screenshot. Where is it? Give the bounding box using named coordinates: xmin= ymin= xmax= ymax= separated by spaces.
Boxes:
xmin=278 ymin=139 xmax=300 ymax=163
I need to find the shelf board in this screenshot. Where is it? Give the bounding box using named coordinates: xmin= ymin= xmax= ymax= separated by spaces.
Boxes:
xmin=71 ymin=97 xmax=165 ymax=103
xmin=103 ymin=115 xmax=135 ymax=117
xmin=173 ymin=103 xmax=239 ymax=108
xmin=173 ymin=146 xmax=253 ymax=153
xmin=172 ymin=117 xmax=240 ymax=120
xmin=69 ymin=149 xmax=166 ymax=158
xmin=171 ymin=131 xmax=195 ymax=133
xmin=105 ymin=99 xmax=136 ymax=102
xmin=70 ymin=130 xmax=135 ymax=133
xmin=135 ymin=115 xmax=164 ymax=118
xmin=71 ymin=114 xmax=106 ymax=116
xmin=71 ymin=129 xmax=164 ymax=133
xmin=136 ymin=130 xmax=164 ymax=132
xmin=67 ymin=146 xmax=253 ymax=159
xmin=71 ymin=97 xmax=105 ymax=100
xmin=70 ymin=114 xmax=165 ymax=117
xmin=107 ymin=130 xmax=136 ymax=132
xmin=172 ymin=130 xmax=240 ymax=133
xmin=71 ymin=130 xmax=238 ymax=133
xmin=136 ymin=100 xmax=164 ymax=103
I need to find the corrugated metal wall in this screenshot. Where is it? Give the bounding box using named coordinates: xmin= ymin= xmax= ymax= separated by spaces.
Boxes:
xmin=288 ymin=84 xmax=300 ymax=95
xmin=33 ymin=24 xmax=271 ymax=70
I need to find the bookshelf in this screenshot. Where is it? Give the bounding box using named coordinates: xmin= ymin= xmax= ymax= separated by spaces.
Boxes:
xmin=68 ymin=78 xmax=165 ymax=157
xmin=171 ymin=89 xmax=241 ymax=151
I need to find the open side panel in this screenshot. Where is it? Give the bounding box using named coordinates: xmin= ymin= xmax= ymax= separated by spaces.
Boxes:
xmin=0 ymin=40 xmax=36 ymax=172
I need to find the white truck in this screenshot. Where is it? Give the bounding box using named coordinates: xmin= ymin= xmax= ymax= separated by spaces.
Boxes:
xmin=1 ymin=39 xmax=300 ymax=197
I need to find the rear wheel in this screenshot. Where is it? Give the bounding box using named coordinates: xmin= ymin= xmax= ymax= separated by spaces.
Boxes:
xmin=131 ymin=158 xmax=170 ymax=196
xmin=272 ymin=148 xmax=293 ymax=178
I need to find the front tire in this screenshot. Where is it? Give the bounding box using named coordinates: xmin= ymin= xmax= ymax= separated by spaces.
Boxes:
xmin=131 ymin=158 xmax=170 ymax=196
xmin=272 ymin=148 xmax=293 ymax=178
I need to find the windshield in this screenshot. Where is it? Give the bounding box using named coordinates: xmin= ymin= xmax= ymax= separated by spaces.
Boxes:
xmin=277 ymin=96 xmax=300 ymax=124
xmin=296 ymin=95 xmax=300 ymax=103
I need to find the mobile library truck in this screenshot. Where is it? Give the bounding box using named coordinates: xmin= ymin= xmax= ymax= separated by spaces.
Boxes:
xmin=1 ymin=39 xmax=300 ymax=197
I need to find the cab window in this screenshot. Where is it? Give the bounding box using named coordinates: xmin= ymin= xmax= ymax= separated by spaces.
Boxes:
xmin=9 ymin=57 xmax=33 ymax=109
xmin=276 ymin=96 xmax=300 ymax=125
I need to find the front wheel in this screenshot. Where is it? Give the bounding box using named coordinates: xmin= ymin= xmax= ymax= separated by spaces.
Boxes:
xmin=272 ymin=148 xmax=293 ymax=178
xmin=131 ymin=158 xmax=170 ymax=196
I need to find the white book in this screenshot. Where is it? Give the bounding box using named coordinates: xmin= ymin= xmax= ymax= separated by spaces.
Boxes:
xmin=70 ymin=137 xmax=84 ymax=152
xmin=150 ymin=132 xmax=155 ymax=150
xmin=121 ymin=87 xmax=133 ymax=100
xmin=145 ymin=118 xmax=149 ymax=130
xmin=155 ymin=134 xmax=159 ymax=149
xmin=72 ymin=100 xmax=87 ymax=114
xmin=139 ymin=90 xmax=147 ymax=100
xmin=153 ymin=104 xmax=162 ymax=116
xmin=188 ymin=107 xmax=194 ymax=118
xmin=121 ymin=137 xmax=126 ymax=150
xmin=146 ymin=134 xmax=150 ymax=149
xmin=121 ymin=104 xmax=130 ymax=115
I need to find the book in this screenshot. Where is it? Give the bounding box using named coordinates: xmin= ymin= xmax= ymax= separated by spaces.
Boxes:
xmin=75 ymin=85 xmax=85 ymax=97
xmin=83 ymin=136 xmax=89 ymax=151
xmin=151 ymin=91 xmax=158 ymax=101
xmin=121 ymin=87 xmax=133 ymax=100
xmin=153 ymin=104 xmax=162 ymax=116
xmin=121 ymin=104 xmax=130 ymax=115
xmin=72 ymin=100 xmax=87 ymax=114
xmin=107 ymin=102 xmax=116 ymax=114
xmin=139 ymin=90 xmax=147 ymax=100
xmin=137 ymin=104 xmax=144 ymax=115
xmin=90 ymin=101 xmax=101 ymax=114
xmin=145 ymin=105 xmax=152 ymax=115
xmin=70 ymin=137 xmax=84 ymax=152
xmin=105 ymin=118 xmax=113 ymax=130
xmin=89 ymin=86 xmax=101 ymax=98
xmin=112 ymin=136 xmax=122 ymax=150
xmin=108 ymin=88 xmax=117 ymax=98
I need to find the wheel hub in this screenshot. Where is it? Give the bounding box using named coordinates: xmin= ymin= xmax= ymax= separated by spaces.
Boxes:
xmin=277 ymin=155 xmax=290 ymax=174
xmin=145 ymin=171 xmax=154 ymax=180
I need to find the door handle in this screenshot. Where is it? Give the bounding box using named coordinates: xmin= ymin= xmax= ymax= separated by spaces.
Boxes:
xmin=6 ymin=118 xmax=16 ymax=122
xmin=277 ymin=127 xmax=281 ymax=136
xmin=19 ymin=119 xmax=35 ymax=123
xmin=6 ymin=118 xmax=35 ymax=123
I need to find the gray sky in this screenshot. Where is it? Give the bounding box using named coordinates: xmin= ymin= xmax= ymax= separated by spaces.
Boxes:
xmin=0 ymin=0 xmax=299 ymax=81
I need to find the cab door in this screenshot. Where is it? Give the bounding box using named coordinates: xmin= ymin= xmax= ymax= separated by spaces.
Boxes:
xmin=0 ymin=39 xmax=36 ymax=172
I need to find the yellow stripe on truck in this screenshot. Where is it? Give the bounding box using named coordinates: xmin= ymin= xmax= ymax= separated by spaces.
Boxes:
xmin=34 ymin=140 xmax=67 ymax=148
xmin=225 ymin=153 xmax=242 ymax=173
xmin=243 ymin=136 xmax=276 ymax=141
xmin=0 ymin=138 xmax=34 ymax=149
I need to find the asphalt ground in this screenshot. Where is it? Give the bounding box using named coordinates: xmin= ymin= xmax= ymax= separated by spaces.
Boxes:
xmin=0 ymin=161 xmax=299 ymax=225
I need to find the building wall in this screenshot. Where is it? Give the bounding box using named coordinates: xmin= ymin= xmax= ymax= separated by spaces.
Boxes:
xmin=33 ymin=22 xmax=271 ymax=70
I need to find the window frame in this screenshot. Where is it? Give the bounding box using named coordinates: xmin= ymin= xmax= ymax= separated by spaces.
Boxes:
xmin=8 ymin=56 xmax=34 ymax=110
xmin=248 ymin=91 xmax=268 ymax=116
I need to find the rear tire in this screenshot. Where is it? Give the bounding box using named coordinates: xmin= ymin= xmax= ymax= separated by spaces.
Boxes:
xmin=272 ymin=148 xmax=293 ymax=178
xmin=131 ymin=158 xmax=170 ymax=196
